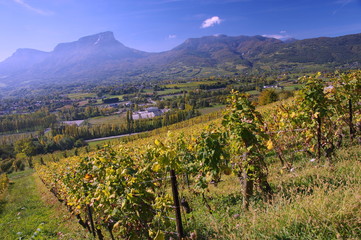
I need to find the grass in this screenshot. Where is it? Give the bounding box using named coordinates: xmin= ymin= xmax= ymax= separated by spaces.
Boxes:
xmin=0 ymin=169 xmax=91 ymax=240
xmin=245 ymin=90 xmax=260 ymax=95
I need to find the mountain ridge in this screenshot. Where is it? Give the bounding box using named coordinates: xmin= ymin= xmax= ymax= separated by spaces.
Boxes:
xmin=1 ymin=31 xmax=361 ymax=92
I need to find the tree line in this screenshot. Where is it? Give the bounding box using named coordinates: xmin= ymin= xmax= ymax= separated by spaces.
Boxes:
xmin=0 ymin=109 xmax=57 ymax=134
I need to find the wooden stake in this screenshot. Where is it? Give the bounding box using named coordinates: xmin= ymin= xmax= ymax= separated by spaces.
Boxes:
xmin=349 ymin=99 xmax=355 ymax=141
xmin=170 ymin=169 xmax=184 ymax=239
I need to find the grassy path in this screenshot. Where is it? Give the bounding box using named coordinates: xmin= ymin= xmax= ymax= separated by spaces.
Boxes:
xmin=0 ymin=169 xmax=90 ymax=240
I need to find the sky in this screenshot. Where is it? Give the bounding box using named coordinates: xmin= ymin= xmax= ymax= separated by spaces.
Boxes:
xmin=1 ymin=0 xmax=361 ymax=61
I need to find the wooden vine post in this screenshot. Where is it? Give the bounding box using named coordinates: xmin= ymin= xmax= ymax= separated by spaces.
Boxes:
xmin=170 ymin=169 xmax=184 ymax=239
xmin=349 ymin=99 xmax=355 ymax=141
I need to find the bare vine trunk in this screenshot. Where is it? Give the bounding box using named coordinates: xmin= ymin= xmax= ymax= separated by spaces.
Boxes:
xmin=317 ymin=116 xmax=322 ymax=160
xmin=242 ymin=169 xmax=254 ymax=210
xmin=259 ymin=172 xmax=273 ymax=203
xmin=349 ymin=99 xmax=355 ymax=141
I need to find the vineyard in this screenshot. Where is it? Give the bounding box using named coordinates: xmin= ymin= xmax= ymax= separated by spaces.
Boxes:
xmin=35 ymin=72 xmax=361 ymax=239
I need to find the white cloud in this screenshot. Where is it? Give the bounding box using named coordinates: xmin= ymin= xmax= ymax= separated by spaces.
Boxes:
xmin=201 ymin=16 xmax=222 ymax=28
xmin=262 ymin=34 xmax=284 ymax=39
xmin=168 ymin=34 xmax=177 ymax=39
xmin=262 ymin=34 xmax=291 ymax=40
xmin=11 ymin=0 xmax=53 ymax=15
xmin=280 ymin=30 xmax=287 ymax=34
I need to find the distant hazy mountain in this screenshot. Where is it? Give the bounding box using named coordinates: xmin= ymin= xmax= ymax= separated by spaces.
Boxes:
xmin=1 ymin=31 xmax=361 ymax=93
xmin=0 ymin=48 xmax=49 ymax=74
xmin=42 ymin=31 xmax=147 ymax=71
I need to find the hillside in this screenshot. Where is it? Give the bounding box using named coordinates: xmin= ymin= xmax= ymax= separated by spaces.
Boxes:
xmin=32 ymin=72 xmax=360 ymax=239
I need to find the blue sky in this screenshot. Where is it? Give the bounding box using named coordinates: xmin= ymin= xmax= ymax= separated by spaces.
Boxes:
xmin=0 ymin=0 xmax=361 ymax=61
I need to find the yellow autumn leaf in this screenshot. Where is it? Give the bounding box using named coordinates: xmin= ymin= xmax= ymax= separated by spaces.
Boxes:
xmin=266 ymin=139 xmax=274 ymax=150
xmin=84 ymin=173 xmax=93 ymax=181
xmin=154 ymin=139 xmax=161 ymax=146
xmin=309 ymin=145 xmax=315 ymax=152
xmin=313 ymin=112 xmax=320 ymax=118
xmin=152 ymin=163 xmax=162 ymax=172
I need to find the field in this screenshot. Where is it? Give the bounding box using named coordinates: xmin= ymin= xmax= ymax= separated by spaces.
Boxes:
xmin=66 ymin=92 xmax=97 ymax=100
xmin=198 ymin=104 xmax=225 ymax=115
xmin=0 ymin=131 xmax=37 ymax=145
xmin=87 ymin=113 xmax=126 ymax=125
xmin=164 ymin=81 xmax=218 ymax=89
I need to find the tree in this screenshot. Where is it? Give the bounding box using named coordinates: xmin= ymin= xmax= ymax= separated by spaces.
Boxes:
xmin=14 ymin=139 xmax=42 ymax=157
xmin=258 ymin=89 xmax=278 ymax=105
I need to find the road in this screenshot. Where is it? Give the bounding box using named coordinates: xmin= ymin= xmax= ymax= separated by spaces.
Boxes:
xmin=84 ymin=132 xmax=141 ymax=143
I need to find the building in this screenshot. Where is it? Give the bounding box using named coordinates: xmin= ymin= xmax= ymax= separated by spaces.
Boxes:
xmin=132 ymin=107 xmax=167 ymax=120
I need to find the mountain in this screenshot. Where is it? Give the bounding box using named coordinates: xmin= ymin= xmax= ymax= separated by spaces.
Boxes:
xmin=45 ymin=31 xmax=147 ymax=68
xmin=0 ymin=32 xmax=149 ymax=89
xmin=0 ymin=48 xmax=49 ymax=74
xmin=149 ymin=35 xmax=282 ymax=67
xmin=1 ymin=31 xmax=361 ymax=93
xmin=259 ymin=34 xmax=361 ymax=64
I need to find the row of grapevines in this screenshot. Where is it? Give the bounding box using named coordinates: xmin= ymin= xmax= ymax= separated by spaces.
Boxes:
xmin=37 ymin=145 xmax=177 ymax=239
xmin=263 ymin=71 xmax=360 ymax=165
